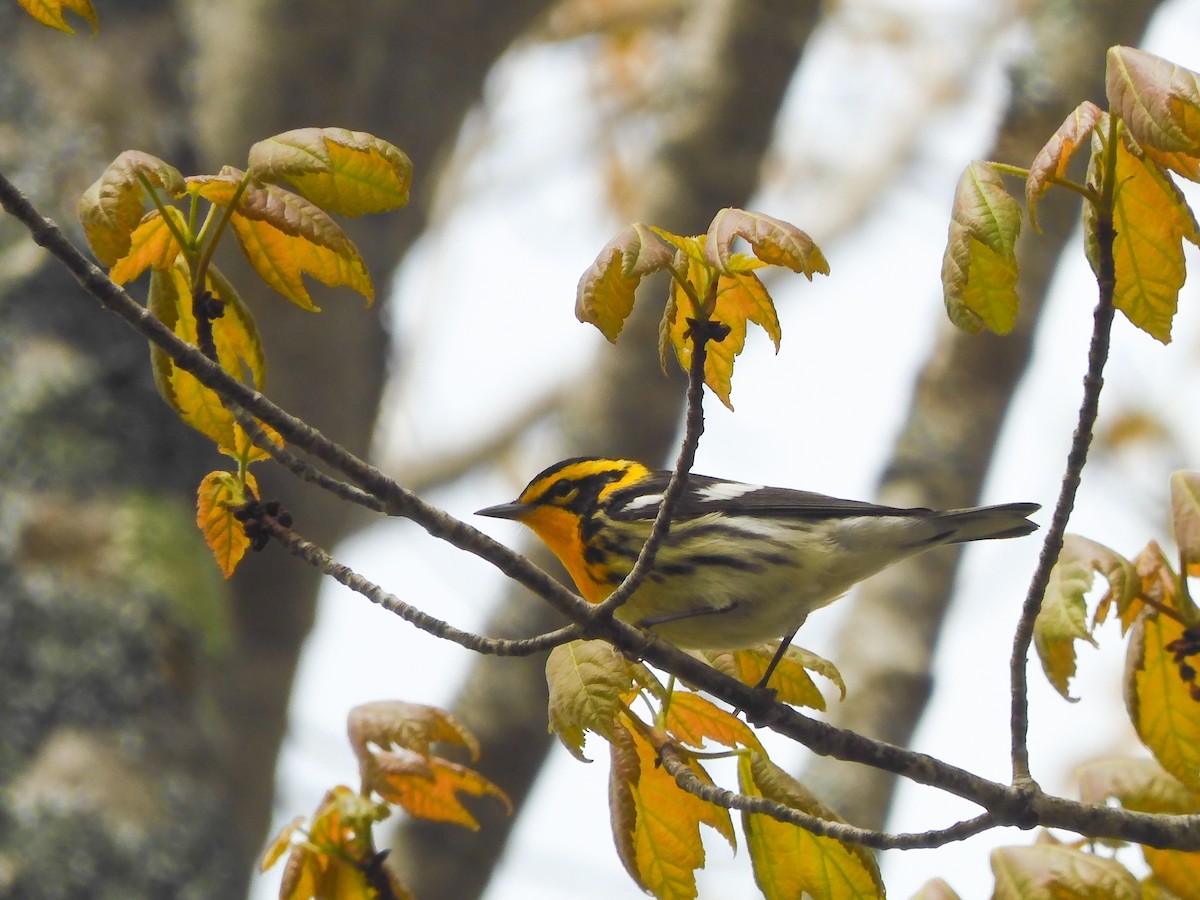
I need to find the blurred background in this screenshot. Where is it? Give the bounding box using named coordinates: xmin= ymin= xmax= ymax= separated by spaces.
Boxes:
xmin=2 ymin=0 xmax=1200 ymax=897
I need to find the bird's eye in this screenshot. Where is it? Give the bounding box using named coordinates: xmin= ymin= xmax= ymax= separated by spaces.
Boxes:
xmin=547 ymin=480 xmax=578 ymax=505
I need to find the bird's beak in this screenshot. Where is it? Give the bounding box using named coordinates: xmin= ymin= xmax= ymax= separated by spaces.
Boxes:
xmin=475 ymin=501 xmax=530 ymax=521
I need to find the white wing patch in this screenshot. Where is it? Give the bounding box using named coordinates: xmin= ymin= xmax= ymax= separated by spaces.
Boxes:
xmin=622 ymin=492 xmax=664 ymax=511
xmin=696 ymin=481 xmax=763 ymax=503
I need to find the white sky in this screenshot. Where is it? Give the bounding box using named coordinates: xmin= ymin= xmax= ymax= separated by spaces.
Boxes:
xmin=251 ymin=1 xmax=1200 ymax=897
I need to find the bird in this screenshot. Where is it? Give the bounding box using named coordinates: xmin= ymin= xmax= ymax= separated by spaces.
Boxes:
xmin=477 ymin=456 xmax=1039 ymax=685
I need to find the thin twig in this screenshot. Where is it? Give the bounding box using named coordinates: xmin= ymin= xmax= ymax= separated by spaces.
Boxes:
xmin=657 ymin=744 xmax=997 ymax=851
xmin=257 ymin=512 xmax=582 ymax=656
xmin=1008 ymin=174 xmax=1118 ymax=785
xmin=593 ymin=316 xmax=727 ymax=619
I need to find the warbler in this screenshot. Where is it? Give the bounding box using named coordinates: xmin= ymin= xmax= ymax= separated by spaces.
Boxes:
xmin=478 ymin=457 xmax=1039 ymax=657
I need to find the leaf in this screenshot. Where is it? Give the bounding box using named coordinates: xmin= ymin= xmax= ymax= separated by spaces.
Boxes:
xmin=366 ymin=749 xmax=511 ymax=829
xmin=1126 ymin=611 xmax=1200 ymax=792
xmin=1106 ymin=47 xmax=1200 ymax=157
xmin=247 ymin=127 xmax=413 ymax=215
xmin=662 ymin=690 xmax=763 ymax=753
xmin=196 ymin=470 xmax=257 ymax=578
xmin=546 ymin=639 xmax=636 ymax=761
xmin=1171 ymin=471 xmax=1200 ymax=575
xmin=576 ymin=223 xmax=675 ymax=341
xmin=703 ymin=208 xmax=829 ymax=279
xmin=15 ymin=0 xmax=97 ymax=33
xmin=941 ymin=161 xmax=1022 ymax=335
xmin=348 ymin=700 xmax=480 ymax=761
xmin=109 ymin=208 xmax=186 ymax=285
xmin=190 ymin=169 xmax=372 ymax=310
xmin=1087 ymin=137 xmax=1200 ymax=344
xmin=738 ymin=753 xmax=884 ymax=900
xmin=1036 ymin=536 xmax=1104 ymax=700
xmin=1077 ymin=756 xmax=1200 ymax=814
xmin=260 ymin=815 xmax=304 ymax=872
xmin=664 ymin=266 xmax=778 ymax=409
xmin=1026 ymin=102 xmax=1104 ymax=232
xmin=78 ymin=151 xmax=184 ymax=266
xmin=991 ymin=844 xmax=1140 ymax=899
xmin=148 ymin=262 xmax=267 ymax=453
xmin=608 ymin=724 xmax=734 ymax=900
xmin=702 ymin=644 xmax=845 ymax=710
xmin=910 ymin=879 xmax=963 ymax=900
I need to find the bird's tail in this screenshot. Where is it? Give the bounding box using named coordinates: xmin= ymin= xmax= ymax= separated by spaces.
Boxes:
xmin=938 ymin=502 xmax=1041 ymax=543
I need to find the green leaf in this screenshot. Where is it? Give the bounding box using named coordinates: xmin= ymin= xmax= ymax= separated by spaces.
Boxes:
xmin=16 ymin=0 xmax=97 ymax=33
xmin=738 ymin=753 xmax=883 ymax=900
xmin=546 ymin=639 xmax=635 ymax=761
xmin=248 ymin=127 xmax=412 ymax=215
xmin=78 ymin=151 xmax=185 ymax=266
xmin=703 ymin=207 xmax=829 ymax=279
xmin=941 ymin=161 xmax=1022 ymax=334
xmin=1026 ymin=102 xmax=1104 ymax=232
xmin=576 ymin=223 xmax=675 ymax=341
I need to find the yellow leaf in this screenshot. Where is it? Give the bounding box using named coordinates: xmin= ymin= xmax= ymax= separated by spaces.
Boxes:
xmin=1089 ymin=138 xmax=1200 ymax=344
xmin=260 ymin=815 xmax=304 ymax=872
xmin=78 ymin=151 xmax=184 ymax=265
xmin=738 ymin=753 xmax=883 ymax=900
xmin=148 ymin=262 xmax=267 ymax=453
xmin=703 ymin=207 xmax=829 ymax=279
xmin=943 ymin=161 xmax=1022 ymax=330
xmin=1107 ymin=47 xmax=1200 ymax=157
xmin=1126 ymin=612 xmax=1200 ymax=791
xmin=663 ymin=691 xmax=763 ymax=753
xmin=1170 ymin=471 xmax=1200 ymax=574
xmin=609 ymin=724 xmax=734 ymax=900
xmin=703 ymin=645 xmax=845 ymax=710
xmin=666 ymin=267 xmax=778 ymax=409
xmin=248 ymin=127 xmax=413 ymax=216
xmin=196 ymin=470 xmax=256 ymax=578
xmin=15 ymin=0 xmax=97 ymax=33
xmin=576 ymin=223 xmax=675 ymax=341
xmin=109 ymin=208 xmax=185 ymax=285
xmin=191 ymin=169 xmax=372 ymax=310
xmin=1025 ymin=102 xmax=1104 ymax=232
xmin=1036 ymin=536 xmax=1108 ymax=700
xmin=546 ymin=639 xmax=636 ymax=761
xmin=991 ymin=844 xmax=1140 ymax=899
xmin=941 ymin=161 xmax=1022 ymax=335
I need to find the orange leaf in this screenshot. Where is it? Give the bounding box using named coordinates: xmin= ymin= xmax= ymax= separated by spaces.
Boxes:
xmin=196 ymin=470 xmax=257 ymax=578
xmin=703 ymin=645 xmax=844 ymax=710
xmin=1026 ymin=102 xmax=1104 ymax=232
xmin=366 ymin=750 xmax=511 ymax=830
xmin=576 ymin=223 xmax=675 ymax=341
xmin=15 ymin=0 xmax=97 ymax=35
xmin=663 ymin=691 xmax=763 ymax=753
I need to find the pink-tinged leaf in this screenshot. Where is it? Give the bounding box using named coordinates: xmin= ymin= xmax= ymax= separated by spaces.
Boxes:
xmin=1026 ymin=102 xmax=1104 ymax=232
xmin=248 ymin=127 xmax=412 ymax=215
xmin=79 ymin=151 xmax=185 ymax=265
xmin=991 ymin=844 xmax=1139 ymax=899
xmin=704 ymin=208 xmax=829 ymax=278
xmin=942 ymin=161 xmax=1022 ymax=335
xmin=1107 ymin=47 xmax=1200 ymax=156
xmin=576 ymin=223 xmax=675 ymax=341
